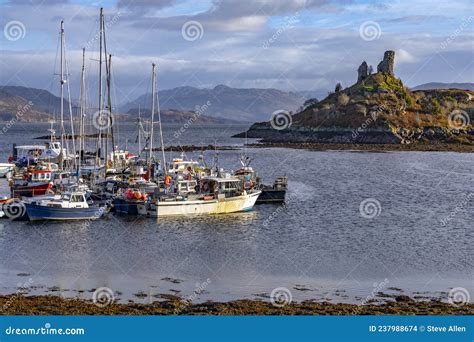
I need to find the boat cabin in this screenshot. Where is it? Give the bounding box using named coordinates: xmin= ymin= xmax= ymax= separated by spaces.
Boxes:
xmin=14 ymin=145 xmax=45 ymax=166
xmin=175 ymin=179 xmax=198 ymax=194
xmin=44 ymin=192 xmax=89 ymax=209
xmin=29 ymin=170 xmax=53 ymax=182
xmin=200 ymin=177 xmax=243 ymax=198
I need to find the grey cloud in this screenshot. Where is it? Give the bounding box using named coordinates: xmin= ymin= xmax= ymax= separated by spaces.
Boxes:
xmin=117 ymin=0 xmax=177 ymax=11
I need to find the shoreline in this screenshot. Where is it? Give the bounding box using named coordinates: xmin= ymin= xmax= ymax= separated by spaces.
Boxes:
xmin=1 ymin=294 xmax=473 ymax=315
xmin=245 ymin=142 xmax=474 ymax=152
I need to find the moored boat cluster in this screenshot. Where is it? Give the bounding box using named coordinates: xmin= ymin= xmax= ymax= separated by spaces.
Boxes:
xmin=0 ymin=8 xmax=287 ymax=222
xmin=1 ymin=148 xmax=287 ymax=221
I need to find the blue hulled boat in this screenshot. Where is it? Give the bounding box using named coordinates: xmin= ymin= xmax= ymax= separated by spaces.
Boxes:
xmin=24 ymin=191 xmax=107 ymax=221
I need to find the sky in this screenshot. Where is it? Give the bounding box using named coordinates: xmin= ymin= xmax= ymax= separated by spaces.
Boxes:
xmin=0 ymin=0 xmax=473 ymax=105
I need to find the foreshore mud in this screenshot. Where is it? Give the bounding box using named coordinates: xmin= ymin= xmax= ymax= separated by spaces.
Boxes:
xmin=1 ymin=295 xmax=472 ymax=315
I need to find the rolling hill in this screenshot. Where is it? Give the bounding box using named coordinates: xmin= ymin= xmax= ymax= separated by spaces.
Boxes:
xmin=120 ymin=85 xmax=311 ymax=122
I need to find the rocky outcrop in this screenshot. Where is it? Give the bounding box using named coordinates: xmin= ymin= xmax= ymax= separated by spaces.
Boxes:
xmin=234 ymin=50 xmax=473 ymax=146
xmin=377 ymin=50 xmax=395 ymax=75
xmin=357 ymin=61 xmax=368 ymax=83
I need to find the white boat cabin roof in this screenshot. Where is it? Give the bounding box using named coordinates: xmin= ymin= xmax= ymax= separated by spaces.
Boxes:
xmin=15 ymin=145 xmax=45 ymax=150
xmin=202 ymin=177 xmax=241 ymax=183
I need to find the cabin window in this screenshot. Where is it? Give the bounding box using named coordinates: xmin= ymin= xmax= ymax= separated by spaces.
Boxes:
xmin=71 ymin=195 xmax=83 ymax=202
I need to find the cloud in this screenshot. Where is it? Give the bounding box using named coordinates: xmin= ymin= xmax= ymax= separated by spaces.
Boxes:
xmin=396 ymin=49 xmax=417 ymax=63
xmin=0 ymin=0 xmax=473 ymax=103
xmin=386 ymin=15 xmax=451 ymax=23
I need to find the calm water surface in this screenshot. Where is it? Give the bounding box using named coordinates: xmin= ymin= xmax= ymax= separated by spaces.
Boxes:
xmin=0 ymin=123 xmax=472 ymax=304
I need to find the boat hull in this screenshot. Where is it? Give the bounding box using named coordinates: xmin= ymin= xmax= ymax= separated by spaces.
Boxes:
xmin=113 ymin=198 xmax=141 ymax=215
xmin=142 ymin=191 xmax=261 ymax=217
xmin=11 ymin=182 xmax=52 ymax=197
xmin=256 ymin=189 xmax=287 ymax=204
xmin=25 ymin=203 xmax=106 ymax=221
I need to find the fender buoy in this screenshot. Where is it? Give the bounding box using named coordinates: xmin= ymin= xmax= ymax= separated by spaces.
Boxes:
xmin=164 ymin=175 xmax=172 ymax=186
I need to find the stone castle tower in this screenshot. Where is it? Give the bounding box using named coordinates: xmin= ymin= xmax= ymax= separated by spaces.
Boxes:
xmin=377 ymin=50 xmax=395 ymax=75
xmin=356 ymin=50 xmax=395 ymax=83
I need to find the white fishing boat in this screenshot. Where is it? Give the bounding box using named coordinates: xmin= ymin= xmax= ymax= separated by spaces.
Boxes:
xmin=138 ymin=177 xmax=261 ymax=217
xmin=39 ymin=141 xmax=75 ymax=162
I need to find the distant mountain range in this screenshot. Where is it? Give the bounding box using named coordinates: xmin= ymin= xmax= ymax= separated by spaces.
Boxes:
xmin=1 ymin=82 xmax=473 ymax=123
xmin=411 ymin=82 xmax=474 ymax=91
xmin=119 ymin=85 xmax=320 ymax=122
xmin=0 ymin=85 xmax=72 ymax=115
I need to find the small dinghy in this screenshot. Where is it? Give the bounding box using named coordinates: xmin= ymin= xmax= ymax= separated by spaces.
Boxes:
xmin=24 ymin=191 xmax=107 ymax=221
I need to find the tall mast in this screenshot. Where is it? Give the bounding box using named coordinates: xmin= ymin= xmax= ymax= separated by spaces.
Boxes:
xmin=155 ymin=66 xmax=166 ymax=175
xmin=137 ymin=105 xmax=141 ymax=157
xmin=79 ymin=47 xmax=86 ymax=166
xmin=148 ymin=63 xmax=156 ymax=171
xmin=106 ymin=54 xmax=115 ymax=167
xmin=59 ymin=20 xmax=66 ymax=170
xmin=96 ymin=7 xmax=104 ymax=166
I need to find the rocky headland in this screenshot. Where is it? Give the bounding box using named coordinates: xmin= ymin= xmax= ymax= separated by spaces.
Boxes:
xmin=234 ymin=51 xmax=473 ymax=149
